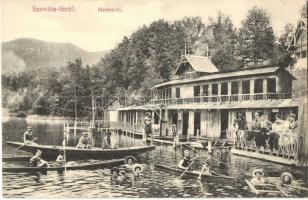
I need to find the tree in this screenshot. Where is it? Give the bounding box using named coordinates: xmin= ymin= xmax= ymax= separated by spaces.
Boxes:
xmin=206 ymin=13 xmax=241 ymax=71
xmin=238 ymin=6 xmax=276 ymax=66
xmin=273 ymin=23 xmax=294 ymax=67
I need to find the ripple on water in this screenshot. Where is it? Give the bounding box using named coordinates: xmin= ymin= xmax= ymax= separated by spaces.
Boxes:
xmin=2 ymin=145 xmax=308 ymax=198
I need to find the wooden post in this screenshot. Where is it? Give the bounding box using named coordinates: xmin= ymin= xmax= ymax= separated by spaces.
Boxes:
xmin=250 ymin=79 xmax=254 ymax=100
xmin=74 ymin=86 xmax=77 ymax=146
xmin=263 ymin=79 xmax=268 ymax=99
xmin=239 ymin=80 xmax=243 ymax=101
xmin=228 ymin=82 xmax=232 ymax=96
xmin=276 ymin=77 xmax=281 ymax=93
xmin=159 ymin=108 xmax=163 ymax=137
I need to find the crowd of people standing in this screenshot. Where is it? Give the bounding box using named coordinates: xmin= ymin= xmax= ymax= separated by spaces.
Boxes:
xmin=233 ymin=111 xmax=298 ymax=154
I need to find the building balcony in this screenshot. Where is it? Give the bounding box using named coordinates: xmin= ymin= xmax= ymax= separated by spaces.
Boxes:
xmin=149 ymin=93 xmax=292 ymax=105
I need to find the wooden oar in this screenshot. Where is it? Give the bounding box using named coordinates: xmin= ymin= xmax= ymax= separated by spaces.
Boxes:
xmin=275 ymin=185 xmax=289 ymax=197
xmin=197 ymin=163 xmax=207 ymax=180
xmin=282 ymin=184 xmax=308 ymax=192
xmin=16 ymin=137 xmax=39 ymax=151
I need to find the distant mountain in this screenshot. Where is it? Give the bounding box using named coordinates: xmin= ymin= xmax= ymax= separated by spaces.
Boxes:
xmin=1 ymin=38 xmax=108 ymax=74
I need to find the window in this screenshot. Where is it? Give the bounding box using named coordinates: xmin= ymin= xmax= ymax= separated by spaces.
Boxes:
xmin=193 ymin=85 xmax=200 ymax=96
xmin=202 ymin=85 xmax=209 ymax=96
xmin=221 ymin=82 xmax=228 ymax=95
xmin=267 ymin=78 xmax=276 ymax=93
xmin=176 ymin=87 xmax=181 ymax=98
xmin=212 ymin=84 xmax=218 ymax=95
xmin=254 ymin=79 xmax=263 ymax=93
xmin=242 ymin=80 xmax=250 ymax=94
xmin=231 ymin=82 xmax=239 ymax=94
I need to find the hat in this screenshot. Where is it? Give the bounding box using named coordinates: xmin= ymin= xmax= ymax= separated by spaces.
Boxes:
xmin=124 ymin=156 xmax=137 ymax=164
xmin=111 ymin=167 xmax=119 ymax=175
xmin=133 ymin=164 xmax=143 ymax=173
xmin=275 ymin=114 xmax=281 ymax=119
xmin=252 ymin=169 xmax=264 ymax=177
xmin=82 ymin=132 xmax=88 ymax=135
xmin=290 ymin=113 xmax=296 ymax=118
xmin=280 ymin=172 xmax=293 ymax=184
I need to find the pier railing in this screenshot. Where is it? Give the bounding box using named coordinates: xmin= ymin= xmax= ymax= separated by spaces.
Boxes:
xmin=226 ymin=130 xmax=300 ymax=161
xmin=148 ymin=93 xmax=292 ymax=105
xmin=106 ymin=122 xmax=145 ymax=134
xmin=102 ymin=121 xmax=174 ymax=137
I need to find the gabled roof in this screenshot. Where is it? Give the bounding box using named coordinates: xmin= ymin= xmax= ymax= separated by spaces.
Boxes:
xmin=154 ymin=65 xmax=296 ymax=88
xmin=174 ymin=55 xmax=219 ymax=75
xmin=287 ymin=17 xmax=307 ymax=51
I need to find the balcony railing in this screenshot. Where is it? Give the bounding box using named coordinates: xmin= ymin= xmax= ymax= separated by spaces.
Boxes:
xmin=149 ymin=93 xmax=292 ymax=105
xmin=226 ymin=130 xmax=300 ymax=161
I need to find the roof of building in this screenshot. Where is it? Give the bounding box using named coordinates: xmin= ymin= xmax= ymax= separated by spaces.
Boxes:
xmin=154 ymin=65 xmax=296 ymax=88
xmin=174 ymin=55 xmax=219 ymax=75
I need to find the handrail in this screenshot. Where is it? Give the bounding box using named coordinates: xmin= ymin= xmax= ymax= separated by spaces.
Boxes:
xmin=226 ymin=129 xmax=299 ymax=160
xmin=146 ymin=93 xmax=292 ymax=106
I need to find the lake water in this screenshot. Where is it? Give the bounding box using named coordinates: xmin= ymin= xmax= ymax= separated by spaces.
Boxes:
xmin=2 ymin=117 xmax=308 ymax=198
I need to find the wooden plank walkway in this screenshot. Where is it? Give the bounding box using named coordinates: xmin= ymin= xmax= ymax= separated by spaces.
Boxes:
xmin=231 ymin=148 xmax=298 ymax=166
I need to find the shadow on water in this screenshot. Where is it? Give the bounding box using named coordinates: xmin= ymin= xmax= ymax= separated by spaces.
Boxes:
xmin=2 ymin=117 xmax=308 ymax=197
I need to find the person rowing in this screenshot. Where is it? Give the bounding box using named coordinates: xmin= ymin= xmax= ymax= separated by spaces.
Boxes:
xmin=178 ymin=150 xmax=192 ymax=170
xmin=76 ymin=132 xmax=91 ymax=149
xmin=250 ymin=169 xmax=268 ymax=185
xmin=29 ymin=150 xmax=49 ymax=167
xmin=23 ymin=126 xmax=38 ymax=145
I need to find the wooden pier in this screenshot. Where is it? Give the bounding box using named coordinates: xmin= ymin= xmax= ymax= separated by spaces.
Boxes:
xmin=231 ymin=148 xmax=298 ymax=166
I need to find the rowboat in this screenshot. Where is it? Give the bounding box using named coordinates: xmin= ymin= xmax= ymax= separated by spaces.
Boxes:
xmin=7 ymin=141 xmax=155 ymax=161
xmin=154 ymin=163 xmax=235 ymax=179
xmin=245 ymin=179 xmax=287 ymax=196
xmin=3 ymin=159 xmax=124 ymax=173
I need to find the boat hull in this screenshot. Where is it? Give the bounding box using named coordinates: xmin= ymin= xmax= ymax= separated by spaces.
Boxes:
xmin=3 ymin=159 xmax=124 ymax=173
xmin=6 ymin=141 xmax=155 ymax=161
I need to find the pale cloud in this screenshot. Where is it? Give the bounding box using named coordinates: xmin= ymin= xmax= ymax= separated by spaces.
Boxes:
xmin=2 ymin=0 xmax=305 ymax=51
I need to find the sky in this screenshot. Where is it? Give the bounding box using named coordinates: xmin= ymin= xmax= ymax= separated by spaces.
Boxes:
xmin=1 ymin=0 xmax=305 ymax=52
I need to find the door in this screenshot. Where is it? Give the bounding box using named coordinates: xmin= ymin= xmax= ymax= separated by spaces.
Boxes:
xmin=182 ymin=111 xmax=189 ymax=135
xmin=194 ymin=112 xmax=201 ymax=136
xmin=220 ymin=110 xmax=229 ymax=139
xmin=172 ymin=111 xmax=178 ymax=125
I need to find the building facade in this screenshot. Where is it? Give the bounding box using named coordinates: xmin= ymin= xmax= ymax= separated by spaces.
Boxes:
xmin=110 ymin=51 xmax=307 ymax=166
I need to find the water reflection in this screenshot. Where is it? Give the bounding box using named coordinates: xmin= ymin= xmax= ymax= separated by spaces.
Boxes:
xmin=2 ymin=117 xmax=308 ymax=197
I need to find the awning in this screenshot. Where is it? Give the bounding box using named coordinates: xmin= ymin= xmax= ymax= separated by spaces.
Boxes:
xmin=116 ymin=98 xmax=303 ymax=111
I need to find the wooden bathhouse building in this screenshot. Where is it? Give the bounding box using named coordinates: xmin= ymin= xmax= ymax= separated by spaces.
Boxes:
xmin=104 ymin=47 xmax=307 ymax=166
